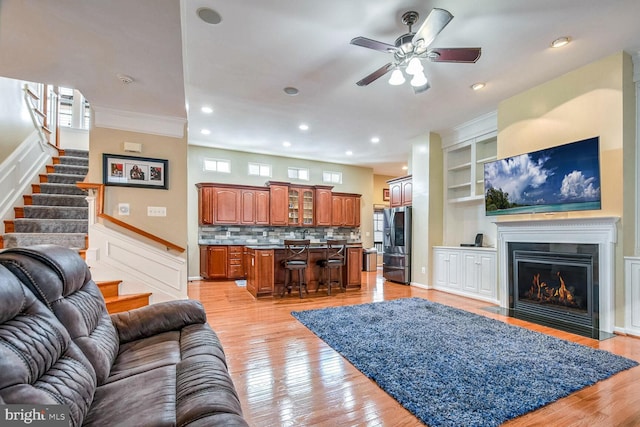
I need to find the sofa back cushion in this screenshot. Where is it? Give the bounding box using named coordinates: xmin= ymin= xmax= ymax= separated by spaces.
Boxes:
xmin=0 ymin=264 xmax=96 ymax=426
xmin=0 ymin=245 xmax=119 ymax=385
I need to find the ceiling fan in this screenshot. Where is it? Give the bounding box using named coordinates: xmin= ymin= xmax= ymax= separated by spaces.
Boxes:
xmin=351 ymin=8 xmax=481 ymax=94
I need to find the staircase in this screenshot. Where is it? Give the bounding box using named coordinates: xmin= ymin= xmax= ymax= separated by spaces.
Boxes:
xmin=1 ymin=149 xmax=89 ymax=251
xmin=1 ymin=149 xmax=151 ymax=313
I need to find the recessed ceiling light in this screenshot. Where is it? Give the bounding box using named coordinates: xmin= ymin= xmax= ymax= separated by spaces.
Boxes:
xmin=197 ymin=7 xmax=222 ymax=25
xmin=371 ymin=137 xmax=380 ymax=143
xmin=283 ymin=87 xmax=299 ymax=96
xmin=201 ymin=106 xmax=213 ymax=114
xmin=471 ymin=82 xmax=486 ymax=91
xmin=402 ymin=165 xmax=408 ymax=171
xmin=282 ymin=141 xmax=291 ymax=147
xmin=346 ymin=150 xmax=353 ymax=156
xmin=116 ymin=73 xmax=134 ymax=84
xmin=299 ymin=123 xmax=309 ymax=131
xmin=201 ymin=129 xmax=211 ymax=135
xmin=551 ymin=36 xmax=571 ymax=48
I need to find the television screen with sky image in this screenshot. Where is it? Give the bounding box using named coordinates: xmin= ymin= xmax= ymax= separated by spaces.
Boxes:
xmin=484 ymin=136 xmax=601 ymax=216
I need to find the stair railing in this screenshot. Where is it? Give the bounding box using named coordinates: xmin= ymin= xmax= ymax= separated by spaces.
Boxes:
xmin=77 ymin=182 xmax=185 ymax=253
xmin=23 ymin=83 xmax=60 ymax=149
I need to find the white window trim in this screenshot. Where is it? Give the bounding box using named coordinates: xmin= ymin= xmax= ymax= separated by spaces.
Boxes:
xmin=248 ymin=162 xmax=272 ymax=177
xmin=288 ymin=167 xmax=310 ymax=181
xmin=323 ymin=171 xmax=342 ymax=184
xmin=204 ymin=158 xmax=231 ymax=173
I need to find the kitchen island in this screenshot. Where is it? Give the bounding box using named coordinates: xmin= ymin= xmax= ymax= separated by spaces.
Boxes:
xmin=244 ymin=244 xmax=363 ymax=298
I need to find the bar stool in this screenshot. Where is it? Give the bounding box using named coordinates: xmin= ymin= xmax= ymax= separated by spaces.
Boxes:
xmin=316 ymin=239 xmax=346 ymax=295
xmin=281 ymin=239 xmax=310 ymax=298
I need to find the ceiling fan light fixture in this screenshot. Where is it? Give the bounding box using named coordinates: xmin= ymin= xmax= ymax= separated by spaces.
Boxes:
xmin=406 ymin=57 xmax=424 ymax=75
xmin=551 ymin=36 xmax=571 ymax=48
xmin=388 ymin=69 xmax=405 ymax=85
xmin=410 ymin=71 xmax=428 ymax=87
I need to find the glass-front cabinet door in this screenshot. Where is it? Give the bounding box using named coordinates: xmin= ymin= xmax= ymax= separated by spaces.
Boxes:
xmin=288 ymin=187 xmax=314 ymax=226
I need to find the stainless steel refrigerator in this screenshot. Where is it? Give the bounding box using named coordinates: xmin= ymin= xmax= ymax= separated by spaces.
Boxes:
xmin=382 ymin=206 xmax=411 ymax=284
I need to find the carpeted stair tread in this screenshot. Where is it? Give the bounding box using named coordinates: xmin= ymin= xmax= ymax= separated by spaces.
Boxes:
xmin=47 ymin=164 xmax=88 ymax=176
xmin=35 ymin=183 xmax=88 ymax=196
xmin=11 ymin=219 xmax=88 ymax=233
xmin=1 ymin=233 xmax=87 ymax=249
xmin=55 ymin=156 xmax=89 ymax=166
xmin=29 ymin=194 xmax=88 ymax=207
xmin=60 ymin=149 xmax=89 ymax=158
xmin=42 ymin=173 xmax=86 ymax=184
xmin=21 ymin=206 xmax=88 ymax=219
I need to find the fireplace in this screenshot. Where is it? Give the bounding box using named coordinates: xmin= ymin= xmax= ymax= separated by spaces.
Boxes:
xmin=509 ymin=244 xmax=598 ymax=337
xmin=496 ymin=217 xmax=618 ymax=337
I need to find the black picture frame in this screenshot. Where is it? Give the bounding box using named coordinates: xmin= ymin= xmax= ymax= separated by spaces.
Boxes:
xmin=103 ymin=153 xmax=168 ymax=190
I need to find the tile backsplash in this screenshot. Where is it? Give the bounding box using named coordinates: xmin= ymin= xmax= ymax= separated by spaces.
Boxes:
xmin=199 ymin=225 xmax=361 ymax=245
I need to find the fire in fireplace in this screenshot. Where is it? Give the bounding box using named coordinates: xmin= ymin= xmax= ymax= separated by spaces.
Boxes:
xmin=509 ymin=244 xmax=599 ymax=338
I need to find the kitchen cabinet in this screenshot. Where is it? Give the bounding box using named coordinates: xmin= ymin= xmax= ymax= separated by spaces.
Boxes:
xmin=198 ymin=186 xmax=214 ymax=225
xmin=213 ymin=187 xmax=241 ymax=224
xmin=200 ymin=245 xmax=227 ymax=279
xmin=346 ymin=247 xmax=363 ymax=287
xmin=268 ymin=182 xmax=289 ymax=226
xmin=331 ymin=193 xmax=361 ymax=227
xmin=246 ymin=247 xmax=274 ymax=298
xmin=288 ymin=186 xmax=314 ymax=226
xmin=433 ymin=246 xmax=497 ymax=303
xmin=388 ymin=175 xmax=412 ymax=207
xmin=240 ymin=189 xmax=270 ymax=225
xmin=227 ymin=245 xmax=245 ymax=279
xmin=314 ymin=186 xmax=333 ymax=226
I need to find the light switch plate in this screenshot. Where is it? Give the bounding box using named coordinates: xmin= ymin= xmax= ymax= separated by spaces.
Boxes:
xmin=147 ymin=206 xmax=167 ymax=216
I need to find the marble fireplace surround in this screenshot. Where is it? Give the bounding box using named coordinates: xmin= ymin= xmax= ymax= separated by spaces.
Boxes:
xmin=496 ymin=217 xmax=619 ymax=334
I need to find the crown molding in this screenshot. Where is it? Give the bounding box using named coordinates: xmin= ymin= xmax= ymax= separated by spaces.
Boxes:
xmin=93 ymin=106 xmax=186 ymax=139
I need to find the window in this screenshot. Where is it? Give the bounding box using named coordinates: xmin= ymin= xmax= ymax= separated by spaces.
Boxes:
xmin=323 ymin=171 xmax=342 ymax=184
xmin=248 ymin=162 xmax=272 ymax=177
xmin=203 ymin=158 xmax=231 ymax=173
xmin=374 ymin=210 xmax=384 ymax=252
xmin=58 ymin=87 xmax=91 ymax=130
xmin=288 ymin=167 xmax=309 ymax=181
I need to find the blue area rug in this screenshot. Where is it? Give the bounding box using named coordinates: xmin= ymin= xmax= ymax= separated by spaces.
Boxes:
xmin=291 ymin=298 xmax=638 ymax=427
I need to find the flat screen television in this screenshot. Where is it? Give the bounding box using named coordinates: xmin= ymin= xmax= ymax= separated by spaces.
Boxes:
xmin=484 ymin=136 xmax=601 ymax=216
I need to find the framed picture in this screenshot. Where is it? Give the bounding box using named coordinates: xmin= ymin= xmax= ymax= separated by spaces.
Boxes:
xmin=103 ymin=154 xmax=168 ymax=189
xmin=383 ymin=188 xmax=390 ymax=201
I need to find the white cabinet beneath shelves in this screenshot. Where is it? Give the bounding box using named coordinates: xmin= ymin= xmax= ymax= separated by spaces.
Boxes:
xmin=433 ymin=246 xmax=497 ymax=303
xmin=624 ymin=257 xmax=640 ymax=337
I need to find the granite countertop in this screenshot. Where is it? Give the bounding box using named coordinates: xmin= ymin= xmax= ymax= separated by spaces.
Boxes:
xmin=199 ymin=240 xmax=362 ymax=249
xmin=244 ymin=243 xmax=363 ymax=250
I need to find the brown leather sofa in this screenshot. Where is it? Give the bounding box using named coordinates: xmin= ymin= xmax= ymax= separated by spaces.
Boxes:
xmin=0 ymin=245 xmax=249 ymax=426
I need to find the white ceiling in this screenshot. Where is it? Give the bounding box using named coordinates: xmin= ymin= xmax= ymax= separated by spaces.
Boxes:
xmin=1 ymin=0 xmax=640 ymax=176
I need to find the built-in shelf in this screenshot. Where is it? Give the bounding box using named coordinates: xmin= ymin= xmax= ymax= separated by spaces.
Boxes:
xmin=444 ymin=132 xmax=497 ymax=202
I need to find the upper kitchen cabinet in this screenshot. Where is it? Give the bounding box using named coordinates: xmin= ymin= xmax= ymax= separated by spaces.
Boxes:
xmin=197 ymin=183 xmax=268 ymax=225
xmin=288 ymin=186 xmax=314 ymax=226
xmin=240 ymin=189 xmax=270 ymax=225
xmin=332 ymin=193 xmax=361 ymax=227
xmin=314 ymin=186 xmax=333 ymax=226
xmin=388 ymin=175 xmax=412 ymax=207
xmin=197 ymin=185 xmax=214 ymax=225
xmin=268 ymin=182 xmax=289 ymax=225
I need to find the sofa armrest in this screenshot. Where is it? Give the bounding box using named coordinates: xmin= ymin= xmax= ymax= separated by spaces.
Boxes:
xmin=110 ymin=299 xmax=207 ymax=344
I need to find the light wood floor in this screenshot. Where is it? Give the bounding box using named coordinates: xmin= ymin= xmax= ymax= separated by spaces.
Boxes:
xmin=188 ymin=270 xmax=640 ymax=427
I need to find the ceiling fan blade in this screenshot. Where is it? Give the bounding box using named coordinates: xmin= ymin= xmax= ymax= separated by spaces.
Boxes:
xmin=412 ymin=8 xmax=453 ymax=49
xmin=356 ymin=62 xmax=395 ymax=86
xmin=413 ymin=81 xmax=431 ymax=94
xmin=350 ymin=36 xmax=397 ymax=53
xmin=427 ymin=47 xmax=482 ymax=63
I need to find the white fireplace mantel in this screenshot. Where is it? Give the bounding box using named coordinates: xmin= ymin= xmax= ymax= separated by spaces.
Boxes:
xmin=495 ymin=217 xmax=619 ymax=333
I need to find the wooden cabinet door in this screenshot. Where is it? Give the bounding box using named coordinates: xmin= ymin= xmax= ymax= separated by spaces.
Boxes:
xmin=300 ymin=188 xmax=314 ymax=226
xmin=256 ymin=250 xmax=274 ymax=294
xmin=255 ymin=190 xmax=270 ymax=225
xmin=269 ymin=184 xmax=288 ymax=225
xmin=354 ymin=195 xmax=361 ymax=227
xmin=389 ymin=182 xmax=402 ymax=207
xmin=227 ymin=245 xmax=245 ymax=279
xmin=288 ymin=187 xmax=301 ymax=226
xmin=315 ymin=187 xmax=332 ymax=226
xmin=240 ymin=190 xmax=256 ymax=225
xmin=201 ymin=246 xmax=227 ymax=279
xmin=402 ymin=180 xmax=413 ymax=206
xmin=198 ymin=187 xmax=214 ymax=225
xmin=343 ymin=196 xmax=355 ymax=227
xmin=346 ymin=247 xmax=362 ymax=287
xmin=331 ymin=196 xmax=344 ymax=226
xmin=214 ymin=188 xmax=241 ymax=224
